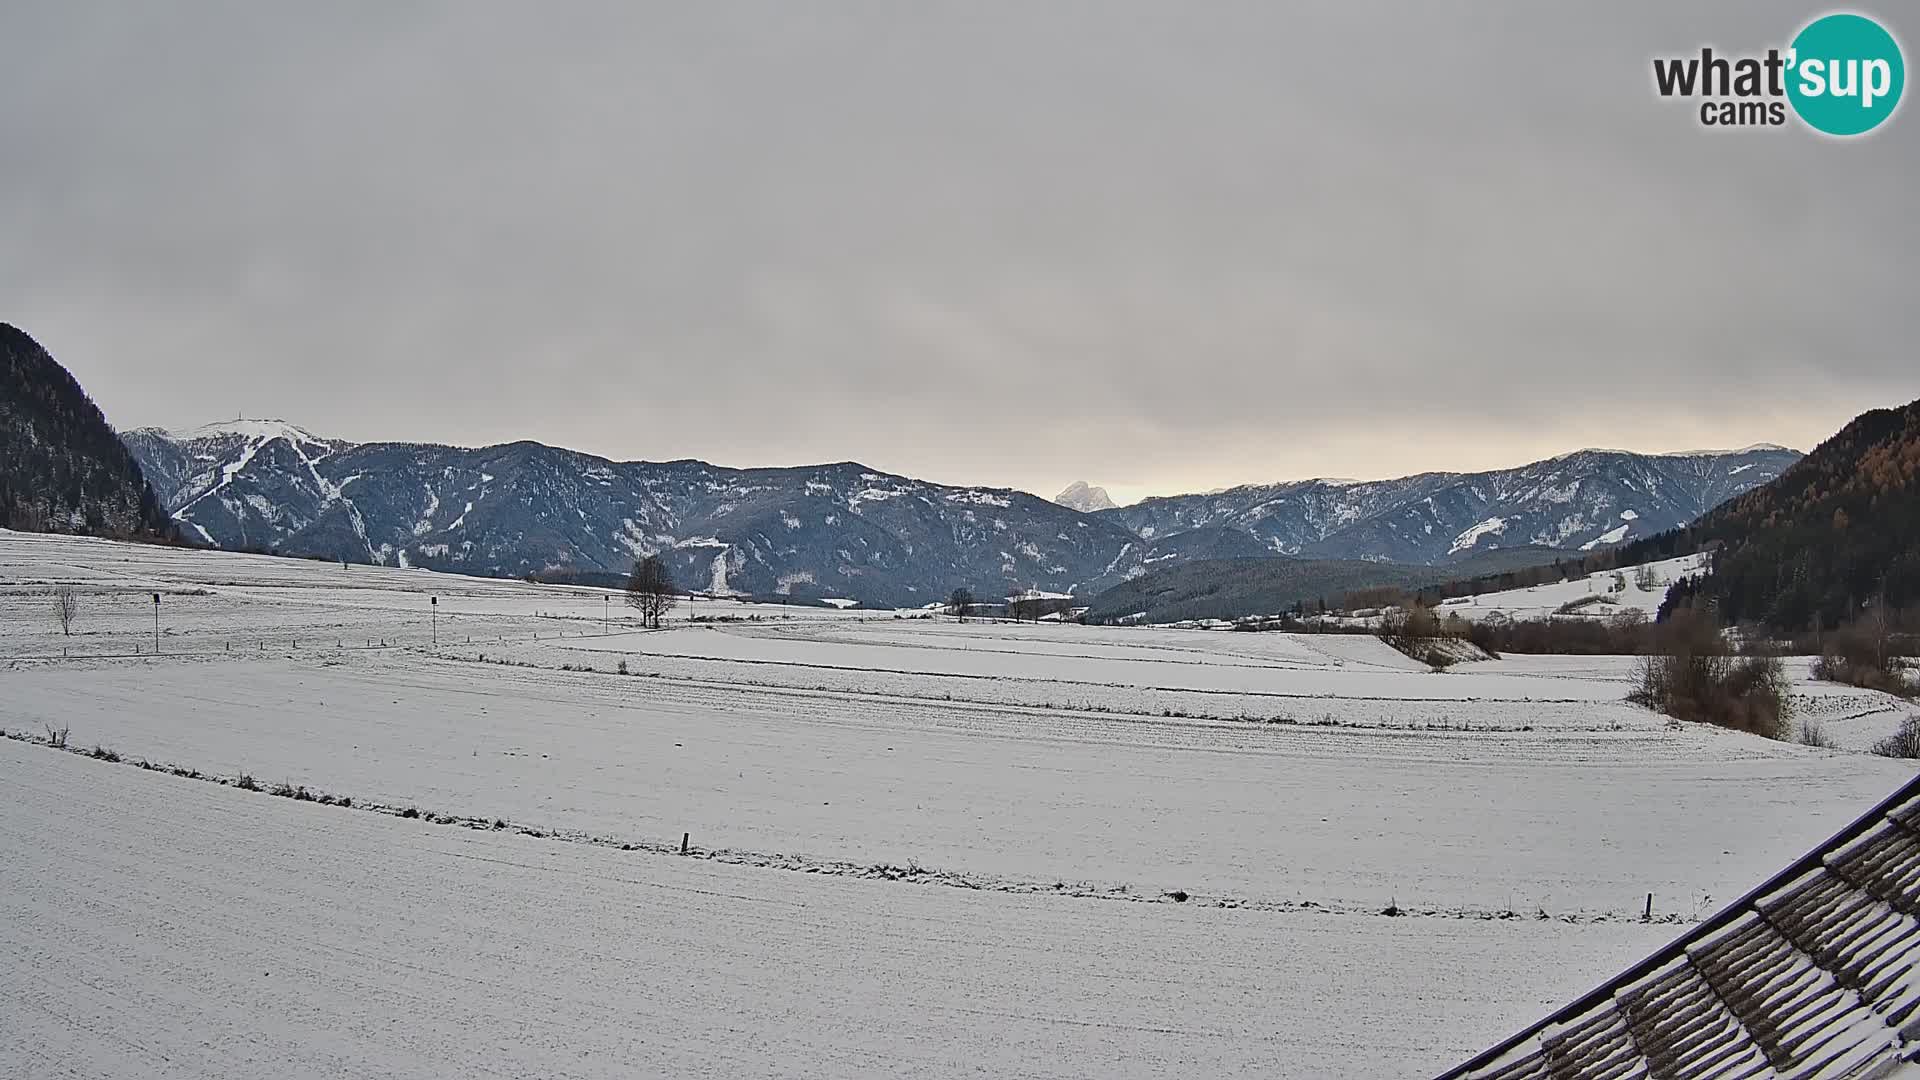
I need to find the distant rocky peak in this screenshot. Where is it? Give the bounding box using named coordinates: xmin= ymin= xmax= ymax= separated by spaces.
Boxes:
xmin=1055 ymin=480 xmax=1116 ymax=513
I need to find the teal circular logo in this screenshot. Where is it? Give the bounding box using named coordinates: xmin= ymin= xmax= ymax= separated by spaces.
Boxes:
xmin=1787 ymin=13 xmax=1905 ymax=135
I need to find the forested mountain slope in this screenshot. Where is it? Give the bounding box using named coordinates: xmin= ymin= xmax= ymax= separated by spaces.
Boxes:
xmin=0 ymin=324 xmax=170 ymax=538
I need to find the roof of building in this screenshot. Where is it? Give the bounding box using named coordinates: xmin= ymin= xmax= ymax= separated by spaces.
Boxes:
xmin=1437 ymin=772 xmax=1920 ymax=1080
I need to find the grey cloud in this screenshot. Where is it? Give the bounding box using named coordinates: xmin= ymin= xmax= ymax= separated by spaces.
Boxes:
xmin=4 ymin=1 xmax=1915 ymax=503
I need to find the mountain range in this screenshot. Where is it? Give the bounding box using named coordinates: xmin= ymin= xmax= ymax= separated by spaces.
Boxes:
xmin=1096 ymin=446 xmax=1800 ymax=564
xmin=120 ymin=418 xmax=1798 ymax=607
xmin=122 ymin=420 xmax=1128 ymax=607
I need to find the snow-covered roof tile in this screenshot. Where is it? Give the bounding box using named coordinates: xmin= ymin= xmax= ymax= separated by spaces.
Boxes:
xmin=1438 ymin=773 xmax=1920 ymax=1080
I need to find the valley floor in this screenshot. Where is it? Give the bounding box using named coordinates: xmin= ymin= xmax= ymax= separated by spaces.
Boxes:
xmin=4 ymin=530 xmax=1917 ymax=1077
xmin=2 ymin=743 xmax=1674 ymax=1079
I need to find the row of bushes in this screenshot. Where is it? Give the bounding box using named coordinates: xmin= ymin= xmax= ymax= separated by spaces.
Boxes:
xmin=1626 ymin=613 xmax=1793 ymax=740
xmin=1370 ymin=598 xmax=1914 ymax=673
xmin=1461 ymin=612 xmax=1657 ymax=656
xmin=1364 ymin=605 xmax=1798 ymax=740
xmin=1807 ymin=610 xmax=1916 ymax=698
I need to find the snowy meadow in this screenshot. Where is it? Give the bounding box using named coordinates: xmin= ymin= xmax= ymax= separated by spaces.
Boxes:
xmin=4 ymin=530 xmax=1917 ymax=1078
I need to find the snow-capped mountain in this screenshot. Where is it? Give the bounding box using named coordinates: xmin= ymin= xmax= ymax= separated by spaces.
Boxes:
xmin=121 ymin=421 xmax=1138 ymax=606
xmin=123 ymin=420 xmax=354 ymax=550
xmin=1095 ymin=446 xmax=1801 ymax=566
xmin=1053 ymin=481 xmax=1117 ymax=513
xmin=120 ymin=421 xmax=1798 ymax=605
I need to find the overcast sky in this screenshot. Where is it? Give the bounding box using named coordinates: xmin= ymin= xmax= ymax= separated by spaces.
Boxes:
xmin=5 ymin=2 xmax=1915 ymax=504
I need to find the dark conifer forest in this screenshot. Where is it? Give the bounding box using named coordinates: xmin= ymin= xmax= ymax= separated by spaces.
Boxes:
xmin=0 ymin=323 xmax=172 ymax=538
xmin=1669 ymin=399 xmax=1920 ymax=631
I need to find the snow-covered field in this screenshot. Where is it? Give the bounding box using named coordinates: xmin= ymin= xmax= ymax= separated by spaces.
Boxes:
xmin=4 ymin=531 xmax=1917 ymax=1078
xmin=0 ymin=528 xmax=871 ymax=658
xmin=1434 ymin=553 xmax=1708 ymax=623
xmin=2 ymin=742 xmax=1674 ymax=1080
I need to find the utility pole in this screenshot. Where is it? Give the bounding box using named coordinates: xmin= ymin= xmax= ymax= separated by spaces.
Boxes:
xmin=151 ymin=592 xmax=160 ymax=653
xmin=604 ymin=595 xmax=610 ymax=634
xmin=431 ymin=595 xmax=438 ymax=646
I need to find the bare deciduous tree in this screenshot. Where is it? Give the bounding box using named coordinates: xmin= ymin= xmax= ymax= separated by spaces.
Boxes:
xmin=1813 ymin=601 xmax=1911 ymax=696
xmin=947 ymin=587 xmax=974 ymax=621
xmin=1629 ymin=609 xmax=1791 ymax=740
xmin=1007 ymin=590 xmax=1054 ymax=623
xmin=55 ymin=587 xmax=78 ymax=636
xmin=625 ymin=555 xmax=677 ymax=629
